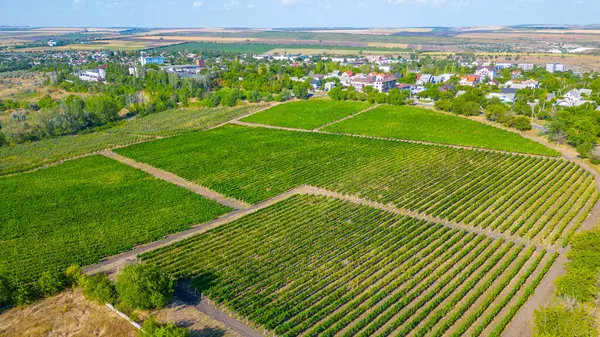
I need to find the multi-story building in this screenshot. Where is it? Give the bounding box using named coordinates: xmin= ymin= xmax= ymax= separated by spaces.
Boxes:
xmin=518 ymin=63 xmax=534 ymax=71
xmin=475 ymin=66 xmax=496 ymax=80
xmin=546 ymin=63 xmax=566 ymax=73
xmin=350 ymin=73 xmax=397 ymax=93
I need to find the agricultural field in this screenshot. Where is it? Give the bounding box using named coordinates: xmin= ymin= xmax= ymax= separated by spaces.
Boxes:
xmin=0 ymin=104 xmax=265 ymax=176
xmin=241 ymin=100 xmax=369 ymax=130
xmin=115 ymin=124 xmax=597 ymax=246
xmin=107 ymin=103 xmax=268 ymax=137
xmin=142 ymin=195 xmax=557 ymax=337
xmin=323 ymin=105 xmax=559 ymax=156
xmin=0 ymin=131 xmax=152 ymax=176
xmin=155 ymin=42 xmax=410 ymax=54
xmin=0 ymin=155 xmax=231 ymax=284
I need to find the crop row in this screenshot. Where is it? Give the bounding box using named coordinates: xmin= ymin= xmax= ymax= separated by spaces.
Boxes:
xmin=141 ymin=195 xmax=550 ymax=337
xmin=116 ymin=125 xmax=596 ymax=245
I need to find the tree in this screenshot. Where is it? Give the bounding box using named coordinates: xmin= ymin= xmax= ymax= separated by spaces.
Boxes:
xmin=434 ymin=99 xmax=452 ymax=112
xmin=514 ymin=116 xmax=532 ymax=131
xmin=116 ymin=264 xmax=174 ymax=310
xmin=248 ymin=91 xmax=261 ymax=103
xmin=65 ymin=264 xmax=85 ymax=287
xmin=533 ymin=304 xmax=597 ymax=337
xmin=485 ymin=104 xmax=508 ymax=122
xmin=293 ymin=84 xmax=309 ymax=100
xmin=140 ymin=317 xmax=189 ymax=337
xmin=36 ymin=271 xmax=66 ymax=297
xmin=84 ymin=274 xmax=117 ymax=304
xmin=328 ymin=87 xmax=344 ymax=101
xmin=0 ymin=274 xmax=14 ymax=306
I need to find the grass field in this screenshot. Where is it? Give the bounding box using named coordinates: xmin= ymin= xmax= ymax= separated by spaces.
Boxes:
xmin=0 ymin=105 xmax=264 ymax=176
xmin=241 ymin=101 xmax=369 ymax=130
xmin=142 ymin=195 xmax=557 ymax=337
xmin=323 ymin=105 xmax=559 ymax=156
xmin=116 ymin=125 xmax=596 ymax=246
xmin=0 ymin=155 xmax=231 ymax=284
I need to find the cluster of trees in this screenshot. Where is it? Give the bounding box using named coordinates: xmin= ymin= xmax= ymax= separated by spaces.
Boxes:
xmin=0 ymin=94 xmax=119 ymax=145
xmin=434 ymin=88 xmax=533 ymax=131
xmin=547 ymin=104 xmax=600 ymax=160
xmin=533 ymin=229 xmax=600 ymax=337
xmin=328 ymin=86 xmax=410 ymax=105
xmin=0 ymin=264 xmax=186 ymax=336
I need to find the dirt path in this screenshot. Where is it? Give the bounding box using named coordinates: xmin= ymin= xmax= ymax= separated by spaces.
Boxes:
xmin=101 ymin=151 xmax=251 ymax=210
xmin=230 ymin=120 xmax=559 ymax=160
xmin=205 ymin=102 xmax=281 ymax=131
xmin=196 ymin=302 xmax=264 ymax=337
xmin=313 ymin=104 xmax=381 ymax=131
xmin=231 ymin=113 xmax=600 ymax=337
xmin=84 ymin=183 xmax=559 ymax=277
xmin=82 ymin=187 xmax=305 ymax=276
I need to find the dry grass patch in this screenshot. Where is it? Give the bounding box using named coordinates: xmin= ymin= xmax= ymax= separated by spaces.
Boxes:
xmin=0 ymin=290 xmax=137 ymax=337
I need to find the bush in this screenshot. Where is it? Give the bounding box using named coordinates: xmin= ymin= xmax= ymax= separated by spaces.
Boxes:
xmin=533 ymin=304 xmax=597 ymax=337
xmin=15 ymin=283 xmax=39 ymax=306
xmin=0 ymin=274 xmax=15 ymax=306
xmin=116 ymin=264 xmax=174 ymax=310
xmin=65 ymin=264 xmax=85 ymax=287
xmin=36 ymin=271 xmax=66 ymax=297
xmin=83 ymin=274 xmax=117 ymax=304
xmin=140 ymin=317 xmax=189 ymax=337
xmin=514 ymin=116 xmax=532 ymax=131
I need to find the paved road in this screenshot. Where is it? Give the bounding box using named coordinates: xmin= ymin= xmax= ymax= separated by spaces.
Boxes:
xmin=175 ymin=283 xmax=264 ymax=337
xmin=532 ymin=123 xmax=549 ymax=133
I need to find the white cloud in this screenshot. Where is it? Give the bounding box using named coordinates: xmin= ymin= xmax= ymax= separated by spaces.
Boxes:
xmin=281 ymin=0 xmax=296 ymax=4
xmin=192 ymin=1 xmax=203 ymax=7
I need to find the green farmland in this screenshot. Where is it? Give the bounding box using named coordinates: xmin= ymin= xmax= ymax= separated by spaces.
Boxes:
xmin=241 ymin=100 xmax=370 ymax=130
xmin=116 ymin=125 xmax=596 ymax=246
xmin=142 ymin=195 xmax=556 ymax=337
xmin=0 ymin=155 xmax=231 ymax=284
xmin=323 ymin=105 xmax=559 ymax=156
xmin=0 ymin=104 xmax=264 ymax=176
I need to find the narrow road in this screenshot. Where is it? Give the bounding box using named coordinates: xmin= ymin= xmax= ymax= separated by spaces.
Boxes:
xmin=174 ymin=283 xmax=264 ymax=337
xmin=101 ymin=151 xmax=251 ymax=210
xmin=313 ymin=104 xmax=381 ymax=131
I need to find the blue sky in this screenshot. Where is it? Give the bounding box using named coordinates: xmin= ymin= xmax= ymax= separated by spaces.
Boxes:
xmin=1 ymin=0 xmax=598 ymax=28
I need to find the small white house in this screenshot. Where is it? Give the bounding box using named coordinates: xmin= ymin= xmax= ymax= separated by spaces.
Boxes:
xmin=324 ymin=82 xmax=337 ymax=92
xmin=475 ymin=66 xmax=496 ymax=80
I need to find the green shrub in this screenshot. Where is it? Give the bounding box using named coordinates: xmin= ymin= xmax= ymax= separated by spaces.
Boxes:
xmin=139 ymin=317 xmax=189 ymax=337
xmin=83 ymin=274 xmax=117 ymax=304
xmin=533 ymin=304 xmax=597 ymax=337
xmin=116 ymin=264 xmax=174 ymax=310
xmin=36 ymin=271 xmax=66 ymax=297
xmin=0 ymin=274 xmax=15 ymax=306
xmin=15 ymin=283 xmax=39 ymax=306
xmin=65 ymin=264 xmax=86 ymax=287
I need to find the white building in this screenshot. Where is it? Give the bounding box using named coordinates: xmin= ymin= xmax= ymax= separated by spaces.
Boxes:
xmin=79 ymin=70 xmax=102 ymax=82
xmin=495 ymin=63 xmax=513 ymax=70
xmin=546 ymin=63 xmax=566 ymax=73
xmin=416 ymin=74 xmax=432 ymax=85
xmin=324 ymin=82 xmax=337 ymax=92
xmin=475 ymin=66 xmax=496 ymax=80
xmin=518 ymin=63 xmax=534 ymax=71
